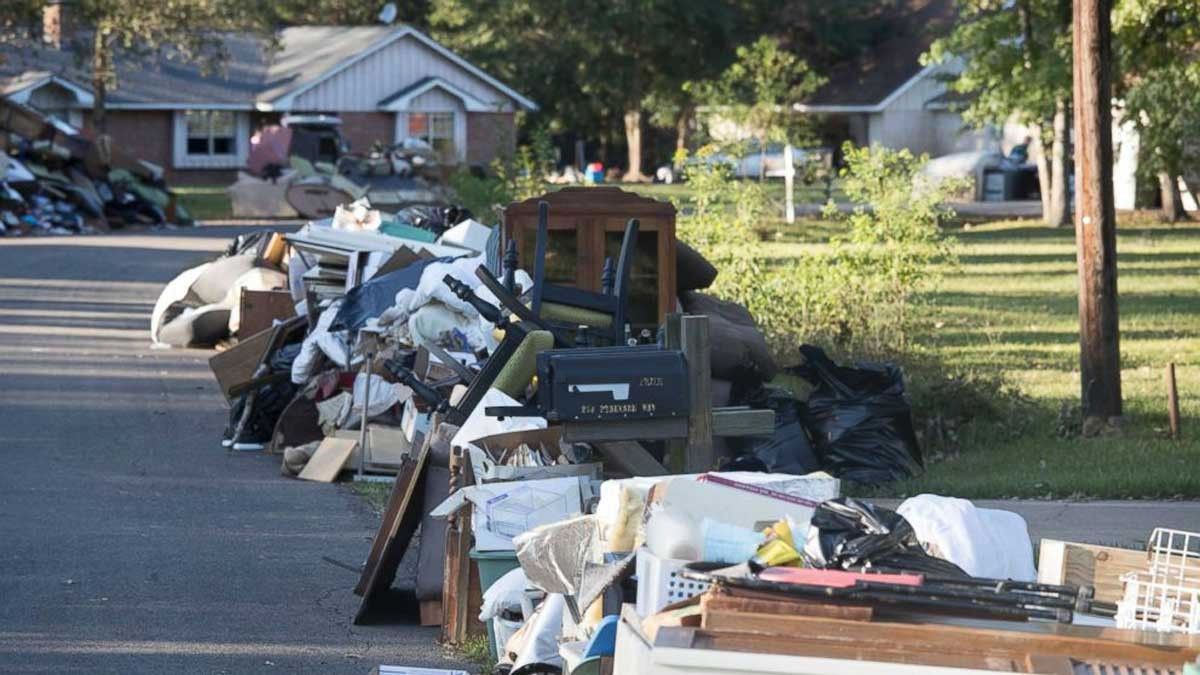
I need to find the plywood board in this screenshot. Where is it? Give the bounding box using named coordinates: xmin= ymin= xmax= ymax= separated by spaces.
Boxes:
xmin=209 ymin=328 xmax=272 ymax=400
xmin=237 ymin=289 xmax=296 ymax=339
xmin=298 ymin=438 xmax=357 ymax=483
xmin=1037 ymin=539 xmax=1147 ymax=604
xmin=354 ymin=445 xmax=429 ymax=624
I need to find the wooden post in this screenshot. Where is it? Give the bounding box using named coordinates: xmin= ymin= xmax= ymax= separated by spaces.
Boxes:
xmin=663 ymin=313 xmax=686 ymax=473
xmin=1167 ymin=363 xmax=1181 ymax=439
xmin=681 ymin=315 xmax=714 ymax=473
xmin=784 ymin=143 xmax=795 ymax=225
xmin=1072 ymin=0 xmax=1122 ymax=422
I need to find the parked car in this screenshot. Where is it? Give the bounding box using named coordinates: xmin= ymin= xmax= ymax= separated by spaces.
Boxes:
xmin=657 ymin=143 xmax=831 ymax=183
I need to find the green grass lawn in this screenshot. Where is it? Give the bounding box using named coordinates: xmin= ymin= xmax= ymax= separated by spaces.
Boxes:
xmin=173 ymin=184 xmax=233 ymax=221
xmin=762 ymin=215 xmax=1200 ymax=499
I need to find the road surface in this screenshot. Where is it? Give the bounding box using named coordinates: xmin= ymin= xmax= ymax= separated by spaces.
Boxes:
xmin=0 ymin=226 xmax=467 ymax=673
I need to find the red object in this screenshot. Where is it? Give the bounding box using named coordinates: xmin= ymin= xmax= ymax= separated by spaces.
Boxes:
xmin=758 ymin=567 xmax=924 ymax=588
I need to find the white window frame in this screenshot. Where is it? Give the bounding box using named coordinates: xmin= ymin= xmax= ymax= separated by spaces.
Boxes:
xmin=172 ymin=110 xmax=250 ymax=169
xmin=394 ymin=110 xmax=467 ymax=164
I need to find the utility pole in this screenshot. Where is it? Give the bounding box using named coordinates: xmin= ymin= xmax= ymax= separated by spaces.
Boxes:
xmin=1072 ymin=0 xmax=1122 ymax=424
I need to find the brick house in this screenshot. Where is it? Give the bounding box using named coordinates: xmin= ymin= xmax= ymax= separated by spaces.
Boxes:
xmin=0 ymin=3 xmax=536 ymax=184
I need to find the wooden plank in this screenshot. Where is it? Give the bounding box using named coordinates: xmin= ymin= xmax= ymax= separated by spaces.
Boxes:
xmin=663 ymin=312 xmax=686 ymax=473
xmin=208 ymin=329 xmax=272 ymax=400
xmin=366 ymin=424 xmax=411 ymax=468
xmin=563 ymin=417 xmax=688 ymax=443
xmin=593 ymin=440 xmax=669 ymax=477
xmin=237 ymin=289 xmax=295 ymax=340
xmin=696 ymin=608 xmax=1200 ymax=666
xmin=1037 ymin=539 xmax=1146 ymax=604
xmin=353 ymin=445 xmax=429 ymax=624
xmin=442 ymin=443 xmax=476 ymax=645
xmin=419 ymin=600 xmax=443 ymax=627
xmin=297 ymin=438 xmax=357 ymax=483
xmin=702 ymin=588 xmax=873 ymax=622
xmin=712 ymin=408 xmax=775 ymax=437
xmin=681 ymin=315 xmax=713 ymax=473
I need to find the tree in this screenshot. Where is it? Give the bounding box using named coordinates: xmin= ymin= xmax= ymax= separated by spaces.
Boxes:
xmin=927 ymin=0 xmax=1074 ymax=227
xmin=1073 ymin=0 xmax=1121 ymax=427
xmin=0 ymin=0 xmax=272 ymax=138
xmin=689 ymin=36 xmax=825 ymax=180
xmin=271 ymin=0 xmax=429 ymax=26
xmin=1113 ymin=0 xmax=1200 ymax=222
xmin=429 ymin=0 xmax=767 ymax=179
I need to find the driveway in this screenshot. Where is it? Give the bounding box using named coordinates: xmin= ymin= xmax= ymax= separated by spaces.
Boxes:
xmin=0 ymin=226 xmax=467 ymax=674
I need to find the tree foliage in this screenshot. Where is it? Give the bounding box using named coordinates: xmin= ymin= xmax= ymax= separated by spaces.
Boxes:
xmin=1114 ymin=0 xmax=1200 ymax=217
xmin=0 ymin=0 xmax=273 ymax=132
xmin=688 ymin=36 xmax=825 ymax=163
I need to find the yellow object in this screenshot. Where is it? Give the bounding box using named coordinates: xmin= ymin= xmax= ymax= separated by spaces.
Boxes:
xmin=753 ymin=517 xmax=804 ymax=567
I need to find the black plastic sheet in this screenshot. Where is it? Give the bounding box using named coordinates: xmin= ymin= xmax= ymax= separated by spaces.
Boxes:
xmin=805 ymin=497 xmax=967 ymax=577
xmin=728 ymin=384 xmax=820 ymax=475
xmin=329 ymin=256 xmax=451 ymax=333
xmin=794 ymin=345 xmax=923 ymax=484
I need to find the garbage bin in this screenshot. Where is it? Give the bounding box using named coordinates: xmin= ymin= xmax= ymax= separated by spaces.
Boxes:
xmin=470 ymin=548 xmax=522 ymax=661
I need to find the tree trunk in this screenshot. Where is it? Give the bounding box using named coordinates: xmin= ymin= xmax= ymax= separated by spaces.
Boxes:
xmin=1049 ymin=98 xmax=1071 ymax=227
xmin=758 ymin=135 xmax=768 ymax=182
xmin=1158 ymin=171 xmax=1186 ymax=222
xmin=674 ymin=104 xmax=693 ymax=159
xmin=1036 ymin=126 xmax=1053 ymax=220
xmin=622 ymin=109 xmax=646 ymax=182
xmin=91 ymin=27 xmax=110 ymax=136
xmin=1072 ymin=0 xmax=1122 ymax=423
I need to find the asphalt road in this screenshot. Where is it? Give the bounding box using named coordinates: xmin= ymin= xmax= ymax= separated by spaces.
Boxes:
xmin=0 ymin=226 xmax=467 ymax=674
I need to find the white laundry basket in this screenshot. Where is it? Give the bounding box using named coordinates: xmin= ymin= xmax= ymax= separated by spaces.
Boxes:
xmin=1116 ymin=528 xmax=1200 ymax=634
xmin=635 ymin=547 xmax=711 ymax=617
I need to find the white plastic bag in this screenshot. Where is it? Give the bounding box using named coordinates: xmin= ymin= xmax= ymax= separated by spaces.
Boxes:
xmin=897 ymin=494 xmax=1036 ymax=581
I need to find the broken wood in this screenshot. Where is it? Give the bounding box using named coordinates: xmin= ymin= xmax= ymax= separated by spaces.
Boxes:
xmin=1037 ymin=539 xmax=1146 ymax=604
xmin=298 ymin=437 xmax=358 ymax=483
xmin=353 ymin=444 xmax=429 ymax=623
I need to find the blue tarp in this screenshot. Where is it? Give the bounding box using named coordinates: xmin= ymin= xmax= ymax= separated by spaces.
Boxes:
xmin=329 ymin=256 xmax=455 ymax=333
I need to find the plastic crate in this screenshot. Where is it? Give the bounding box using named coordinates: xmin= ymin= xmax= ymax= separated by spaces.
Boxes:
xmin=1116 ymin=528 xmax=1200 ymax=634
xmin=635 ymin=547 xmax=711 ymax=617
xmin=470 ymin=548 xmax=521 ymax=661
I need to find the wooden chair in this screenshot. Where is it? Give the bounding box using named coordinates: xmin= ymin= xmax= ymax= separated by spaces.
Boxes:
xmin=529 ymin=200 xmax=639 ymax=346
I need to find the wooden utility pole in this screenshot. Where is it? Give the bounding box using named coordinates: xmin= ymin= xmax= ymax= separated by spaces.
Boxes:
xmin=1072 ymin=0 xmax=1122 ymax=422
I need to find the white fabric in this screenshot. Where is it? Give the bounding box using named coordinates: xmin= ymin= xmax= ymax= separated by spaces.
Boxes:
xmin=897 ymin=494 xmax=1036 ymax=581
xmin=150 ymin=262 xmax=210 ymax=344
xmin=331 ymin=197 xmax=382 ymax=231
xmin=509 ymin=593 xmax=565 ymax=672
xmin=449 ymin=388 xmax=546 ymax=451
xmin=480 ymin=567 xmax=532 ymax=622
xmin=291 ymin=300 xmax=356 ymax=384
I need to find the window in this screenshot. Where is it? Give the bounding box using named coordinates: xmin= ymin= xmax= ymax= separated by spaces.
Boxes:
xmin=407 ymin=112 xmax=455 ymax=162
xmin=185 ymin=110 xmax=236 ymax=156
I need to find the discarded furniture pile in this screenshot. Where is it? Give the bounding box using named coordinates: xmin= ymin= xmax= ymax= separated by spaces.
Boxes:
xmin=227 ymin=114 xmax=452 ymax=220
xmin=153 ymin=186 xmax=1200 ymax=674
xmin=0 ymin=98 xmax=193 ymax=236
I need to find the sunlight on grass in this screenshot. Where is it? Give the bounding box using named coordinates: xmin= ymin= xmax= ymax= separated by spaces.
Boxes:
xmin=765 ymin=214 xmax=1200 ymax=498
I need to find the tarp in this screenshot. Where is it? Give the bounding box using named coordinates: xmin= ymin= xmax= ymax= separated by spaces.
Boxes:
xmin=329 ymin=256 xmax=451 ymax=333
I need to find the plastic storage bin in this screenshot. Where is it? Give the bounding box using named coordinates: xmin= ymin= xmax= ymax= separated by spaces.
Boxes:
xmin=470 ymin=548 xmax=522 ymax=660
xmin=635 ymin=547 xmax=711 ymax=617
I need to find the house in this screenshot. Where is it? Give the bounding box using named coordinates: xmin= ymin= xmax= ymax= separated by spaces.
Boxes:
xmin=795 ymin=0 xmax=1024 ymax=159
xmin=0 ymin=2 xmax=536 ymax=184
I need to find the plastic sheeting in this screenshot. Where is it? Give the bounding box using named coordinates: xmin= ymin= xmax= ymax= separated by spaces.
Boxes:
xmin=803 ymin=497 xmax=967 ymax=577
xmin=897 ymin=494 xmax=1036 ymax=581
xmin=330 ymin=257 xmax=448 ymax=333
xmin=795 ymin=345 xmax=923 ymax=484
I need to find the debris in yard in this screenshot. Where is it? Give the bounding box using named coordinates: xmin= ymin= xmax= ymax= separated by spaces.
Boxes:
xmin=0 ymin=98 xmax=192 ymax=235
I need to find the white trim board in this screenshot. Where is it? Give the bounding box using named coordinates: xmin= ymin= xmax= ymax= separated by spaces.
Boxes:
xmin=379 ymin=77 xmax=492 ymax=113
xmin=5 ymin=75 xmax=95 ymax=108
xmin=171 ymin=110 xmax=250 ymax=170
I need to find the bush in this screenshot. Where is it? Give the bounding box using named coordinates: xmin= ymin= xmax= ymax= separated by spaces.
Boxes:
xmin=675 ymin=142 xmax=961 ymax=355
xmin=447 ymin=129 xmax=556 ymax=223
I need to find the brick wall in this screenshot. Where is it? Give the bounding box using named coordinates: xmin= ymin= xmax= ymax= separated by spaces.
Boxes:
xmin=466 ymin=113 xmax=516 ymax=168
xmin=80 ymin=110 xmax=236 ymax=184
xmin=338 ymin=112 xmax=396 ymax=155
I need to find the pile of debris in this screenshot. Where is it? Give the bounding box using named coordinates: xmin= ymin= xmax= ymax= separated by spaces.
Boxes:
xmin=0 ymin=98 xmax=192 ymax=236
xmin=156 ymin=186 xmax=1200 ymax=674
xmin=226 ymin=114 xmax=453 ymax=220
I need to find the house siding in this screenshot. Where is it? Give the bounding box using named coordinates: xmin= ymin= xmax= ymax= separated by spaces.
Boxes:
xmin=466 ymin=112 xmax=515 ymax=167
xmin=292 ymin=34 xmax=516 ymax=113
xmin=867 ymin=65 xmax=999 ymax=157
xmin=338 ymin=111 xmax=396 ymax=154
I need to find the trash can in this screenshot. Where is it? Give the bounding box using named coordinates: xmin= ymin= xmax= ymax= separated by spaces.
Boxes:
xmin=470 ymin=548 xmax=521 ymax=661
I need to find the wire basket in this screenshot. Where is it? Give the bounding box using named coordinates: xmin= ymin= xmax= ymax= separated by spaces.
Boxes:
xmin=1116 ymin=528 xmax=1200 ymax=633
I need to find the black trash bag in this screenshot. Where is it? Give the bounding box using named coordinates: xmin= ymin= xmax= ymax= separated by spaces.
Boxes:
xmin=329 ymin=256 xmax=453 ymax=333
xmin=794 ymin=345 xmax=922 ymax=484
xmin=805 ymin=497 xmax=967 ymax=577
xmin=728 ymin=384 xmax=821 ymax=475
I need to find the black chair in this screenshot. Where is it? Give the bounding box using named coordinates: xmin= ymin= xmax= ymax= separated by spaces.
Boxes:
xmin=528 ymin=200 xmax=639 ymax=346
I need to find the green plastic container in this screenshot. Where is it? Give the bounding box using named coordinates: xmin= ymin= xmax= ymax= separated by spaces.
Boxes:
xmin=469 ymin=548 xmax=521 ymax=661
